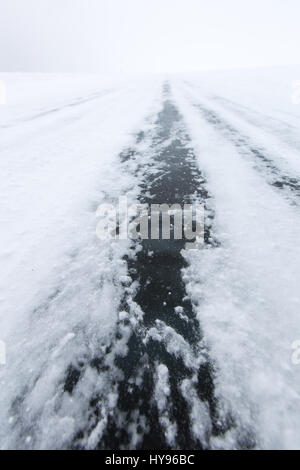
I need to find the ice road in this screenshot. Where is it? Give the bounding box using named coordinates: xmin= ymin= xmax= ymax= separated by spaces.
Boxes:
xmin=1 ymin=70 xmax=300 ymax=450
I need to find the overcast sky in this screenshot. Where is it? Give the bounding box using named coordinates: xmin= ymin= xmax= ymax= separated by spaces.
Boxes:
xmin=0 ymin=0 xmax=300 ymax=74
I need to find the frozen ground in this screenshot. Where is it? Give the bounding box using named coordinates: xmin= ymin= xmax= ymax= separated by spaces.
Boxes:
xmin=0 ymin=68 xmax=300 ymax=449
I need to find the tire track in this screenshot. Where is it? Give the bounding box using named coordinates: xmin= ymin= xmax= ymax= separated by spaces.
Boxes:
xmin=69 ymin=84 xmax=237 ymax=450
xmin=193 ymin=102 xmax=300 ymax=205
xmin=211 ymin=95 xmax=300 ymax=151
xmin=0 ymin=89 xmax=116 ymax=129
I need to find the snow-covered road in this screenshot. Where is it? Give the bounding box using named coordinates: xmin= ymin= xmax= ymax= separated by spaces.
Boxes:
xmin=1 ymin=72 xmax=300 ymax=449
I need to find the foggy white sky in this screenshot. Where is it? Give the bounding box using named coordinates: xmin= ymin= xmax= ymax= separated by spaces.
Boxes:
xmin=0 ymin=0 xmax=300 ymax=74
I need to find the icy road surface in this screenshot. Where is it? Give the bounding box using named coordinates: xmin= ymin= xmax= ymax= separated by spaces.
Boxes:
xmin=1 ymin=71 xmax=300 ymax=449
